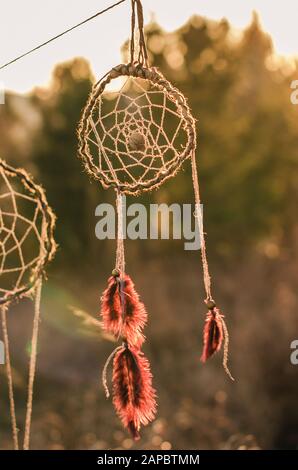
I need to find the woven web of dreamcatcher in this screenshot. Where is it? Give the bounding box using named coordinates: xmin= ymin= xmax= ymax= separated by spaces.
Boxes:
xmin=84 ymin=74 xmax=191 ymax=193
xmin=0 ymin=167 xmax=49 ymax=302
xmin=0 ymin=160 xmax=55 ymax=306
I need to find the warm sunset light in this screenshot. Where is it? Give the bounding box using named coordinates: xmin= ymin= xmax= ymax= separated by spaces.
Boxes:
xmin=0 ymin=0 xmax=297 ymax=459
xmin=0 ymin=0 xmax=298 ymax=92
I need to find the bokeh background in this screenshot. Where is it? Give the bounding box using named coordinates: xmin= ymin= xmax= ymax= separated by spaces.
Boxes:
xmin=1 ymin=1 xmax=298 ymax=450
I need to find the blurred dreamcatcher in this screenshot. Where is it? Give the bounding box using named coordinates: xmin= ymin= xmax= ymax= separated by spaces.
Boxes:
xmin=78 ymin=0 xmax=233 ymax=439
xmin=0 ymin=159 xmax=56 ymax=449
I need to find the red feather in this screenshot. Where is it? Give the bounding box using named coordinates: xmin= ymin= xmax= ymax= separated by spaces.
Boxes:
xmin=122 ymin=275 xmax=147 ymax=348
xmin=101 ymin=276 xmax=122 ymax=336
xmin=112 ymin=345 xmax=157 ymax=440
xmin=100 ymin=274 xmax=147 ymax=347
xmin=201 ymin=308 xmax=223 ymax=362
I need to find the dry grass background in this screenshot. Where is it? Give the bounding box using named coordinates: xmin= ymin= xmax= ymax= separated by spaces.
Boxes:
xmin=1 ymin=243 xmax=298 ymax=450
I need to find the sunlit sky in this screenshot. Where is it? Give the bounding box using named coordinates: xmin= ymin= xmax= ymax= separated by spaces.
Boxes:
xmin=0 ymin=0 xmax=297 ymax=93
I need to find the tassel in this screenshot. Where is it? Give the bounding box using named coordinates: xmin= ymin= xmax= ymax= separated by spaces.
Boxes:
xmin=101 ymin=272 xmax=147 ymax=348
xmin=201 ymin=307 xmax=223 ymax=362
xmin=112 ymin=345 xmax=157 ymax=440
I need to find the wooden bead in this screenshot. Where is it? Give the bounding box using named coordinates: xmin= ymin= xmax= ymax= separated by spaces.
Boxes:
xmin=128 ymin=131 xmax=145 ymax=152
xmin=205 ymin=299 xmax=216 ymax=309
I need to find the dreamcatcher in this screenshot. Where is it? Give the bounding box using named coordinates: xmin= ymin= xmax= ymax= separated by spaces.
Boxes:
xmin=0 ymin=159 xmax=56 ymax=450
xmin=78 ymin=0 xmax=233 ymax=440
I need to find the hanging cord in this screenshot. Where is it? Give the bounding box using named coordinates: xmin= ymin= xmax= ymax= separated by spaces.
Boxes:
xmin=130 ymin=0 xmax=149 ymax=66
xmin=1 ymin=304 xmax=19 ymax=450
xmin=221 ymin=316 xmax=234 ymax=381
xmin=102 ymin=191 xmax=127 ymax=395
xmin=191 ymin=150 xmax=234 ymax=380
xmin=115 ymin=190 xmax=127 ymax=338
xmin=23 ymin=277 xmax=43 ymax=450
xmin=191 ymin=150 xmax=212 ymax=301
xmin=102 ymin=345 xmax=124 ymax=398
xmin=130 ymin=0 xmax=137 ymax=64
xmin=23 ymin=216 xmax=47 ymax=450
xmin=0 ymin=0 xmax=127 ymax=71
xmin=115 ymin=190 xmax=126 ymax=276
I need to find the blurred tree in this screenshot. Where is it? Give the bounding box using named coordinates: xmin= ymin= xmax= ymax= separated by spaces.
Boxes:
xmin=1 ymin=14 xmax=297 ymax=265
xmin=144 ymin=13 xmax=298 ymax=256
xmin=31 ymin=58 xmax=101 ymax=265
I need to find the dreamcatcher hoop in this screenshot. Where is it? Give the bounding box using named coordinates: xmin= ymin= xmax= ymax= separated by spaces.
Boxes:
xmin=78 ymin=63 xmax=197 ymax=195
xmin=0 ymin=159 xmax=56 ymax=306
xmin=77 ymin=0 xmax=233 ymax=440
xmin=0 ymin=159 xmax=56 ymax=450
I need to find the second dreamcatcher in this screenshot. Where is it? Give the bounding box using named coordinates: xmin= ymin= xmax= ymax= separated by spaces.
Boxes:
xmin=78 ymin=0 xmax=233 ymax=439
xmin=0 ymin=159 xmax=56 ymax=449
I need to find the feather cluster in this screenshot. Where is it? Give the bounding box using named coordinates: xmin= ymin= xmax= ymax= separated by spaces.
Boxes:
xmin=112 ymin=345 xmax=157 ymax=440
xmin=101 ymin=274 xmax=147 ymax=347
xmin=101 ymin=272 xmax=156 ymax=439
xmin=201 ymin=308 xmax=224 ymax=362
